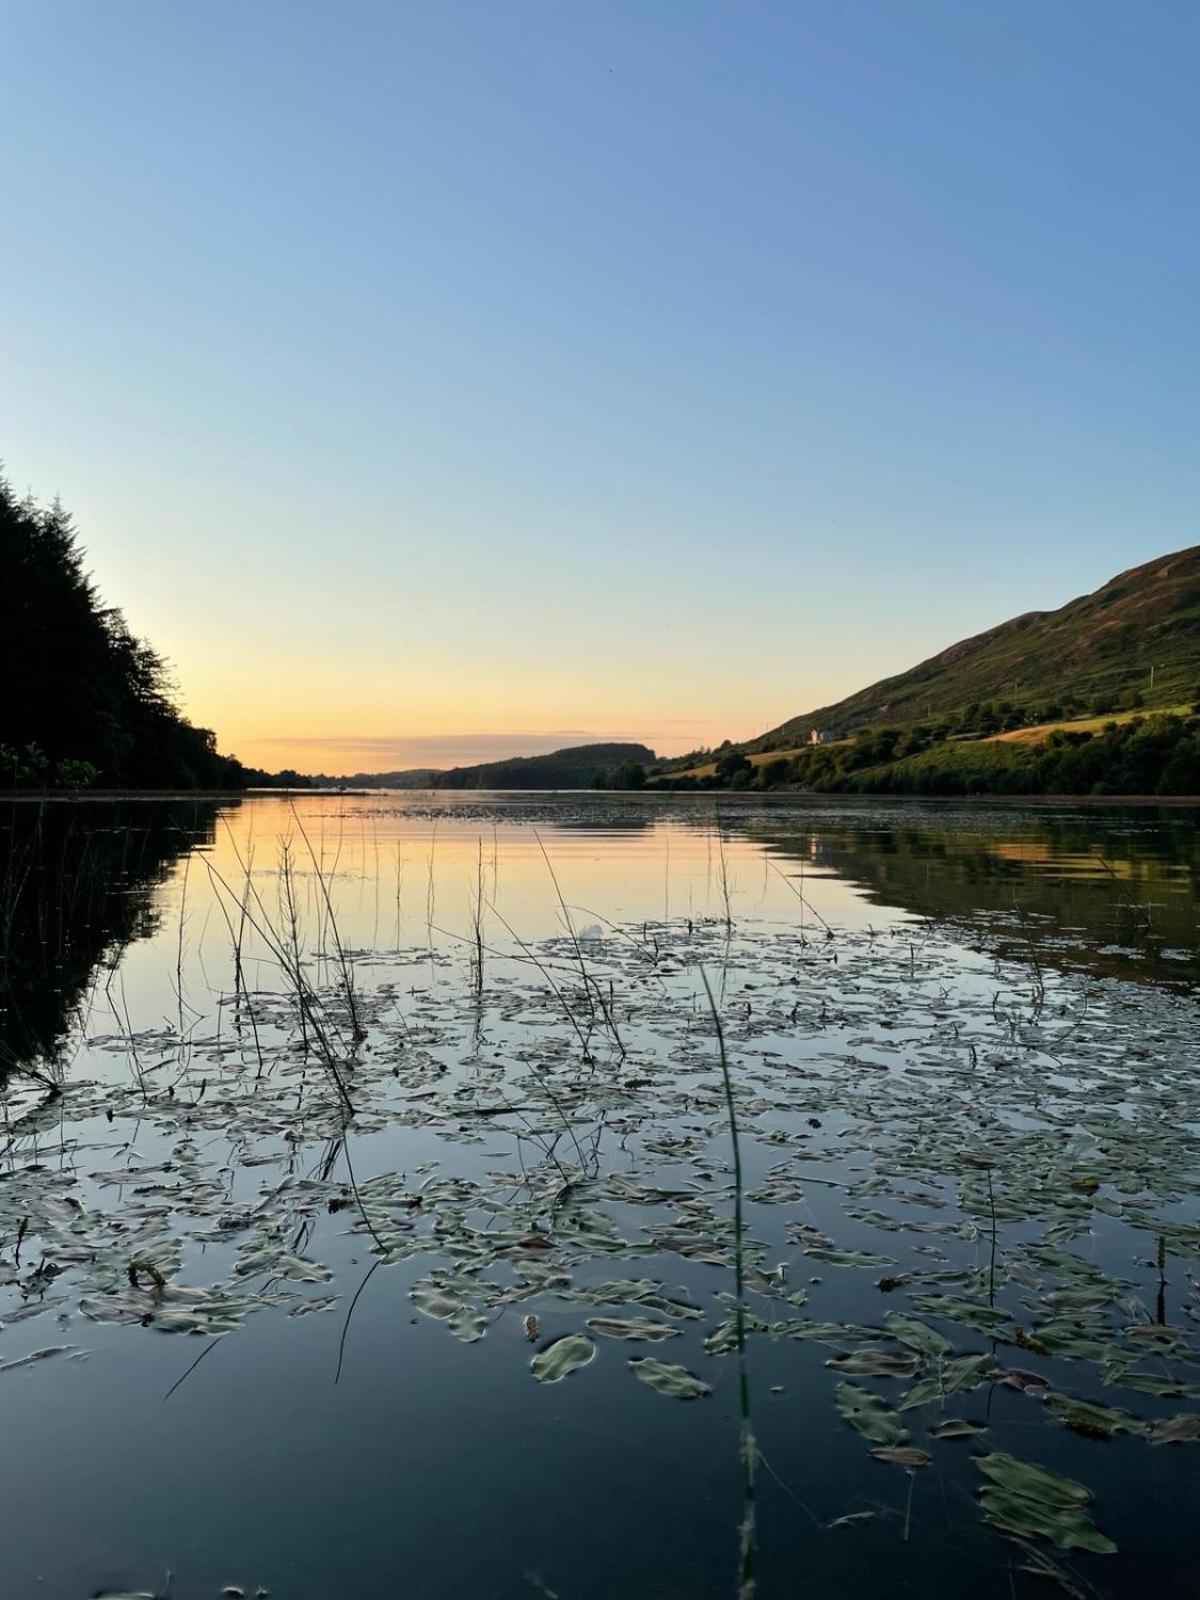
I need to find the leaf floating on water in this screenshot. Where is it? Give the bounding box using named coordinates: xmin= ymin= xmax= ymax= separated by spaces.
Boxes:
xmin=629 ymin=1357 xmax=712 ymax=1399
xmin=898 ymin=1352 xmax=993 ymax=1411
xmin=871 ymin=1446 xmax=931 ymax=1468
xmin=882 ymin=1311 xmax=952 ymax=1359
xmin=826 ymin=1510 xmax=878 ymax=1530
xmin=976 ymin=1453 xmax=1091 ymax=1509
xmin=530 ymin=1334 xmax=595 ymax=1383
xmin=929 ymin=1417 xmax=986 ymax=1439
xmin=978 ymin=1486 xmax=1116 ymax=1555
xmin=275 ymin=1255 xmax=332 ymax=1284
xmin=448 ymin=1305 xmax=487 ymax=1343
xmin=289 ymin=1296 xmax=338 ymax=1317
xmin=974 ymin=1451 xmax=1115 ymax=1555
xmin=910 ymin=1295 xmax=1013 ymax=1335
xmin=826 ymin=1347 xmax=921 ymax=1379
xmin=942 ymin=1352 xmax=996 ymax=1393
xmin=805 ymin=1248 xmax=894 ymax=1269
xmin=1148 ymin=1413 xmax=1200 ymax=1445
xmin=1043 ymin=1392 xmax=1145 ymax=1440
xmin=995 ymin=1362 xmax=1049 ymax=1389
xmin=586 ymin=1316 xmax=680 ymax=1342
xmin=835 ymin=1382 xmax=908 ymax=1446
xmin=410 ymin=1280 xmax=465 ymax=1321
xmin=0 ymin=1345 xmax=76 ymax=1373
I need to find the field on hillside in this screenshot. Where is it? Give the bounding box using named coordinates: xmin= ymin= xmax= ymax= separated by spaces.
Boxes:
xmin=988 ymin=704 xmax=1193 ymax=745
xmin=672 ymin=708 xmax=1188 ymax=781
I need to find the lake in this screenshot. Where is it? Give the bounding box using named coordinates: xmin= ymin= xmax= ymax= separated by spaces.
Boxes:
xmin=1 ymin=791 xmax=1198 ymax=1599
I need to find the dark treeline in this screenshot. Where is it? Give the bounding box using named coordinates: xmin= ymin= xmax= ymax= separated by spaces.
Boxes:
xmin=1 ymin=475 xmax=285 ymax=790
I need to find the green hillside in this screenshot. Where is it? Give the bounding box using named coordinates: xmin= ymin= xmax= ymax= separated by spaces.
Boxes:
xmin=750 ymin=545 xmax=1200 ymax=750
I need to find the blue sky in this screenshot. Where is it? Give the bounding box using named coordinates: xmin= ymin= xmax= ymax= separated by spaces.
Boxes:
xmin=3 ymin=1 xmax=1196 ymax=771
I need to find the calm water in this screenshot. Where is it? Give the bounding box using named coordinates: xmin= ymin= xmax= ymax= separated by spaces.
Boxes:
xmin=0 ymin=792 xmax=1198 ymax=1599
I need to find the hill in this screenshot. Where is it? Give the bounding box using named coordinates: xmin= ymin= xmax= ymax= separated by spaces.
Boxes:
xmin=435 ymin=742 xmax=654 ymax=790
xmin=749 ymin=545 xmax=1200 ymax=751
xmin=305 ymin=769 xmax=441 ymax=790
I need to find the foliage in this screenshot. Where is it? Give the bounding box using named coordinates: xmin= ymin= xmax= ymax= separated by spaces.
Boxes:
xmin=0 ymin=473 xmax=247 ymax=789
xmin=656 ymin=714 xmax=1200 ymax=796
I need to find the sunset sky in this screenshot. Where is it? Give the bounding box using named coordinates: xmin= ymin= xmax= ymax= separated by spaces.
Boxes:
xmin=4 ymin=2 xmax=1197 ymax=774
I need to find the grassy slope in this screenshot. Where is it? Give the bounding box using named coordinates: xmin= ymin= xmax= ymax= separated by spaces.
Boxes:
xmin=676 ymin=705 xmax=1194 ymax=779
xmin=746 ymin=545 xmax=1200 ymax=751
xmin=673 ymin=743 xmax=842 ymax=779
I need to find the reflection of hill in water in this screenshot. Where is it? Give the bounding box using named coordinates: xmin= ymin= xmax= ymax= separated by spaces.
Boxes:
xmin=0 ymin=799 xmax=231 ymax=1075
xmin=748 ymin=807 xmax=1200 ymax=986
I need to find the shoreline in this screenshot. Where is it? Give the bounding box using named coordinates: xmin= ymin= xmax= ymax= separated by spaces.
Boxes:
xmin=3 ymin=787 xmax=1199 ymax=807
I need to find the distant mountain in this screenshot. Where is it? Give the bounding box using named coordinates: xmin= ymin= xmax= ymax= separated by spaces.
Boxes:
xmin=749 ymin=545 xmax=1200 ymax=751
xmin=303 ymin=744 xmax=655 ymax=791
xmin=306 ymin=769 xmax=442 ymax=790
xmin=435 ymin=742 xmax=655 ymax=790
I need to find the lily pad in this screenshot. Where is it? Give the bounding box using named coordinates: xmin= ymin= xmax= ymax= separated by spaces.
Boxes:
xmin=929 ymin=1417 xmax=986 ymax=1439
xmin=629 ymin=1358 xmax=711 ymax=1399
xmin=976 ymin=1452 xmax=1091 ymax=1508
xmin=871 ymin=1446 xmax=931 ymax=1468
xmin=826 ymin=1348 xmax=921 ymax=1378
xmin=586 ymin=1316 xmax=681 ymax=1342
xmin=882 ymin=1311 xmax=952 ymax=1359
xmin=835 ymin=1382 xmax=908 ymax=1446
xmin=1043 ymin=1392 xmax=1144 ymax=1440
xmin=531 ymin=1334 xmax=596 ymax=1383
xmin=978 ymin=1486 xmax=1116 ymax=1555
xmin=1148 ymin=1413 xmax=1200 ymax=1445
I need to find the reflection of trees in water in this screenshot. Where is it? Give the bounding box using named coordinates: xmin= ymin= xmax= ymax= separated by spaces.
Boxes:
xmin=0 ymin=799 xmax=233 ymax=1076
xmin=742 ymin=808 xmax=1200 ymax=984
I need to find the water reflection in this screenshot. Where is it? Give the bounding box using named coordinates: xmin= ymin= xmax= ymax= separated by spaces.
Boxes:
xmin=0 ymin=797 xmax=233 ymax=1076
xmin=0 ymin=791 xmax=1197 ymax=1600
xmin=2 ymin=794 xmax=1196 ymax=1083
xmin=738 ymin=802 xmax=1200 ymax=985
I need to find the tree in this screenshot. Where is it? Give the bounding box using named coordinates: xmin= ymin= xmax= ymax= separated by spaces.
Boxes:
xmin=715 ymin=750 xmax=752 ymax=783
xmin=0 ymin=472 xmax=247 ymax=789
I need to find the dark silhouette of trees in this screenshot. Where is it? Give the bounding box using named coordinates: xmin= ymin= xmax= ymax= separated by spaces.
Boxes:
xmin=0 ymin=473 xmax=247 ymax=789
xmin=714 ymin=749 xmax=752 ymax=783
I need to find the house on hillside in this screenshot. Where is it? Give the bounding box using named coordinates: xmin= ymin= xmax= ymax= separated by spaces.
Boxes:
xmin=809 ymin=728 xmax=836 ymax=745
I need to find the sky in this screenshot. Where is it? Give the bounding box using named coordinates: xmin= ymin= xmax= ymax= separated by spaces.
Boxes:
xmin=3 ymin=1 xmax=1197 ymax=775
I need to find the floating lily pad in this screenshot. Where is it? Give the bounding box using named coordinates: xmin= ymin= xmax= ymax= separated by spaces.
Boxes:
xmin=586 ymin=1316 xmax=680 ymax=1342
xmin=1043 ymin=1392 xmax=1145 ymax=1439
xmin=1148 ymin=1413 xmax=1200 ymax=1444
xmin=929 ymin=1417 xmax=986 ymax=1439
xmin=882 ymin=1311 xmax=952 ymax=1359
xmin=871 ymin=1446 xmax=930 ymax=1468
xmin=629 ymin=1358 xmax=711 ymax=1399
xmin=531 ymin=1334 xmax=595 ymax=1383
xmin=827 ymin=1347 xmax=921 ymax=1378
xmin=835 ymin=1382 xmax=908 ymax=1446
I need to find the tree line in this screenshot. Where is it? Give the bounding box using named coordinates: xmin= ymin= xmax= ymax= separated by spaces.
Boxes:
xmin=1 ymin=474 xmax=270 ymax=790
xmin=654 ymin=712 xmax=1200 ymax=797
